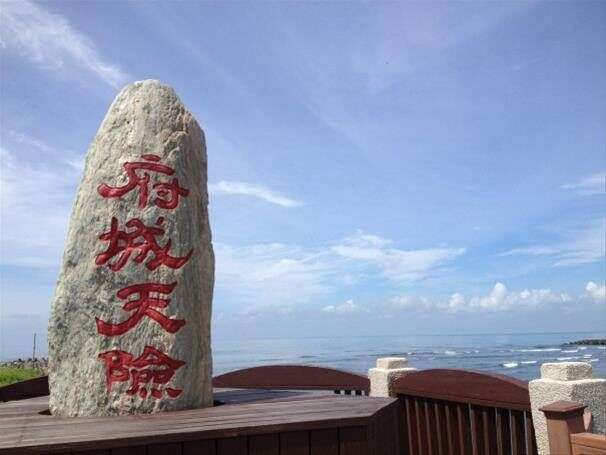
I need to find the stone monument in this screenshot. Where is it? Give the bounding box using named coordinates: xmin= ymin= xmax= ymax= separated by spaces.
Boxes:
xmin=48 ymin=80 xmax=214 ymax=416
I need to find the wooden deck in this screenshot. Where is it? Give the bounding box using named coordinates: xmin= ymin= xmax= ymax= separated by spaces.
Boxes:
xmin=0 ymin=388 xmax=400 ymax=455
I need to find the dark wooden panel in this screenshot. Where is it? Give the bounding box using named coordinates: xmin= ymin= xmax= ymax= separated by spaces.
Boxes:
xmin=392 ymin=369 xmax=531 ymax=410
xmin=213 ymin=365 xmax=369 ymax=393
xmin=148 ymin=443 xmax=182 ymax=455
xmin=456 ymin=403 xmax=471 ymax=455
xmin=74 ymin=450 xmax=110 ymax=455
xmin=217 ymin=437 xmax=247 ymax=455
xmin=510 ymin=410 xmax=526 ymax=455
xmin=112 ymin=447 xmax=147 ymax=455
xmin=249 ymin=434 xmax=279 ymax=455
xmin=310 ymin=428 xmax=339 ymax=455
xmin=0 ymin=395 xmax=396 ymax=453
xmin=0 ymin=375 xmax=49 ymax=402
xmin=524 ymin=411 xmax=538 ymax=455
xmin=183 ymin=439 xmax=217 ymax=455
xmin=495 ymin=408 xmax=510 ymax=455
xmin=402 ymin=396 xmax=419 ymax=455
xmin=371 ymin=399 xmax=401 ymax=455
xmin=339 ymin=426 xmax=367 ymax=455
xmin=415 ymin=397 xmax=428 ymax=455
xmin=279 ymin=431 xmax=309 ymax=455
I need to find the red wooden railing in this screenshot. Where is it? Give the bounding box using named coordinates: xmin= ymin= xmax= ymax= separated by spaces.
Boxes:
xmin=0 ymin=365 xmax=370 ymax=402
xmin=0 ymin=375 xmax=49 ymax=402
xmin=392 ymin=369 xmax=538 ymax=455
xmin=541 ymin=400 xmax=606 ymax=455
xmin=213 ymin=364 xmax=370 ymax=395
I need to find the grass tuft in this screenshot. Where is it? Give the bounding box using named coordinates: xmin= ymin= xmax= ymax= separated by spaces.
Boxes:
xmin=0 ymin=367 xmax=42 ymax=387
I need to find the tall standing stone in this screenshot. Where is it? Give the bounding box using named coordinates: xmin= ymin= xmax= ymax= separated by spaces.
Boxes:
xmin=48 ymin=80 xmax=214 ymax=416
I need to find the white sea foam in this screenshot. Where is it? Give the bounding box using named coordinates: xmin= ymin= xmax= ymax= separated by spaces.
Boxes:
xmin=562 ymin=349 xmax=578 ymax=353
xmin=590 ymin=359 xmax=600 ymax=363
xmin=444 ymin=350 xmax=457 ymax=356
xmin=517 ymin=348 xmax=561 ymax=352
xmin=503 ymin=362 xmax=518 ymax=368
xmin=521 ymin=360 xmax=537 ymax=365
xmin=583 ymin=354 xmax=593 ymax=358
xmin=557 ymin=356 xmax=582 ymax=361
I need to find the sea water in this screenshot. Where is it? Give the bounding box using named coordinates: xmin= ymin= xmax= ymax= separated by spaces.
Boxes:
xmin=213 ymin=331 xmax=606 ymax=381
xmin=2 ymin=330 xmax=605 ymax=381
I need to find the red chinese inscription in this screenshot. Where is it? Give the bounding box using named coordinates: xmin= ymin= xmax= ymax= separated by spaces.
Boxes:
xmin=98 ymin=154 xmax=189 ymax=209
xmin=96 ymin=217 xmax=193 ymax=271
xmin=96 ymin=282 xmax=185 ymax=336
xmin=98 ymin=346 xmax=185 ymax=398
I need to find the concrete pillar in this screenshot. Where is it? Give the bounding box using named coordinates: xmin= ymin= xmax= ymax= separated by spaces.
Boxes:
xmin=529 ymin=362 xmax=606 ymax=455
xmin=368 ymin=357 xmax=417 ymax=397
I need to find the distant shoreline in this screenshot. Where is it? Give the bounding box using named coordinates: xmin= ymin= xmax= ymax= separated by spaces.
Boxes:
xmin=563 ymin=338 xmax=606 ymax=346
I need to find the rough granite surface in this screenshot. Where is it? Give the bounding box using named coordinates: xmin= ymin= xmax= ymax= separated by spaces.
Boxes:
xmin=48 ymin=80 xmax=214 ymax=416
xmin=529 ymin=362 xmax=605 ymax=455
xmin=369 ymin=357 xmax=417 ymax=398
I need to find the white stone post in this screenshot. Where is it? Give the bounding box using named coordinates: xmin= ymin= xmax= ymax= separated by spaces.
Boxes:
xmin=368 ymin=357 xmax=417 ymax=397
xmin=529 ymin=362 xmax=606 ymax=455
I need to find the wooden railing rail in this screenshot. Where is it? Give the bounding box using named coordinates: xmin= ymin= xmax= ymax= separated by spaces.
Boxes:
xmin=0 ymin=364 xmax=371 ymax=402
xmin=541 ymin=400 xmax=606 ymax=455
xmin=212 ymin=364 xmax=370 ymax=395
xmin=392 ymin=369 xmax=538 ymax=455
xmin=0 ymin=375 xmax=49 ymax=402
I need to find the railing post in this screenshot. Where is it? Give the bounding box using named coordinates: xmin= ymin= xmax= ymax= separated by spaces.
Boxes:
xmin=368 ymin=357 xmax=416 ymax=397
xmin=539 ymin=401 xmax=586 ymax=455
xmin=529 ymin=362 xmax=606 ymax=455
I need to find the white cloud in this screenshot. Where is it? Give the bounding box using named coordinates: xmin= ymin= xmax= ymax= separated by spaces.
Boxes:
xmin=552 ymin=221 xmax=605 ymax=267
xmin=0 ymin=147 xmax=79 ymax=267
xmin=585 ymin=281 xmax=606 ymax=303
xmin=562 ymin=173 xmax=605 ymax=196
xmin=214 ymin=243 xmax=334 ymax=306
xmin=322 ymin=299 xmax=365 ymax=315
xmin=0 ymin=1 xmax=128 ymax=88
xmin=499 ymin=246 xmax=557 ymax=257
xmin=332 ymin=231 xmax=465 ymax=283
xmin=209 ymin=181 xmax=301 ymax=208
xmin=499 ymin=220 xmax=605 ymax=268
xmin=443 ymin=282 xmax=571 ymax=313
xmin=6 ymin=130 xmax=54 ymax=154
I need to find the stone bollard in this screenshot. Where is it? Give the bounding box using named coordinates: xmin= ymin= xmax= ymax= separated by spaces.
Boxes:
xmin=368 ymin=357 xmax=417 ymax=397
xmin=529 ymin=362 xmax=606 ymax=455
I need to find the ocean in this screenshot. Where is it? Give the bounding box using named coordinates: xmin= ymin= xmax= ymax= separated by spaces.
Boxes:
xmin=213 ymin=331 xmax=606 ymax=381
xmin=3 ymin=331 xmax=605 ymax=382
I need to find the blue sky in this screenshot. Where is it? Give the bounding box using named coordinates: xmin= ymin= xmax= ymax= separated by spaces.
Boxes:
xmin=1 ymin=1 xmax=605 ymax=358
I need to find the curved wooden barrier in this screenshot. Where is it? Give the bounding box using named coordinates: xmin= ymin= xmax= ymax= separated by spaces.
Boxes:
xmin=0 ymin=365 xmax=370 ymax=402
xmin=213 ymin=364 xmax=370 ymax=394
xmin=393 ymin=369 xmax=537 ymax=455
xmin=0 ymin=375 xmax=49 ymax=402
xmin=392 ymin=368 xmax=531 ymax=410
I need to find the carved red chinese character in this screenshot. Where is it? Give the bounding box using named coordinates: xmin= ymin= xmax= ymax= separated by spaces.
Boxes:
xmin=98 ymin=346 xmax=185 ymax=399
xmin=96 ymin=282 xmax=185 ymax=336
xmin=98 ymin=154 xmax=189 ymax=209
xmin=96 ymin=216 xmax=192 ymax=271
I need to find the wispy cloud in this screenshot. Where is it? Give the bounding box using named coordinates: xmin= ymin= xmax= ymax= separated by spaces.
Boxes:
xmin=499 ymin=246 xmax=557 ymax=257
xmin=0 ymin=1 xmax=129 ymax=88
xmin=0 ymin=146 xmax=79 ymax=267
xmin=498 ymin=219 xmax=605 ymax=268
xmin=585 ymin=281 xmax=606 ymax=303
xmin=209 ymin=181 xmax=301 ymax=207
xmin=322 ymin=299 xmax=366 ymax=315
xmin=214 ymin=243 xmax=335 ymax=306
xmin=332 ymin=230 xmax=465 ymax=283
xmin=562 ymin=172 xmax=605 ymax=196
xmin=214 ymin=231 xmax=464 ymax=309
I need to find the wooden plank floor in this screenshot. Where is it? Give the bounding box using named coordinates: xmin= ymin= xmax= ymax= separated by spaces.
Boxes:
xmin=0 ymin=389 xmax=397 ymax=454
